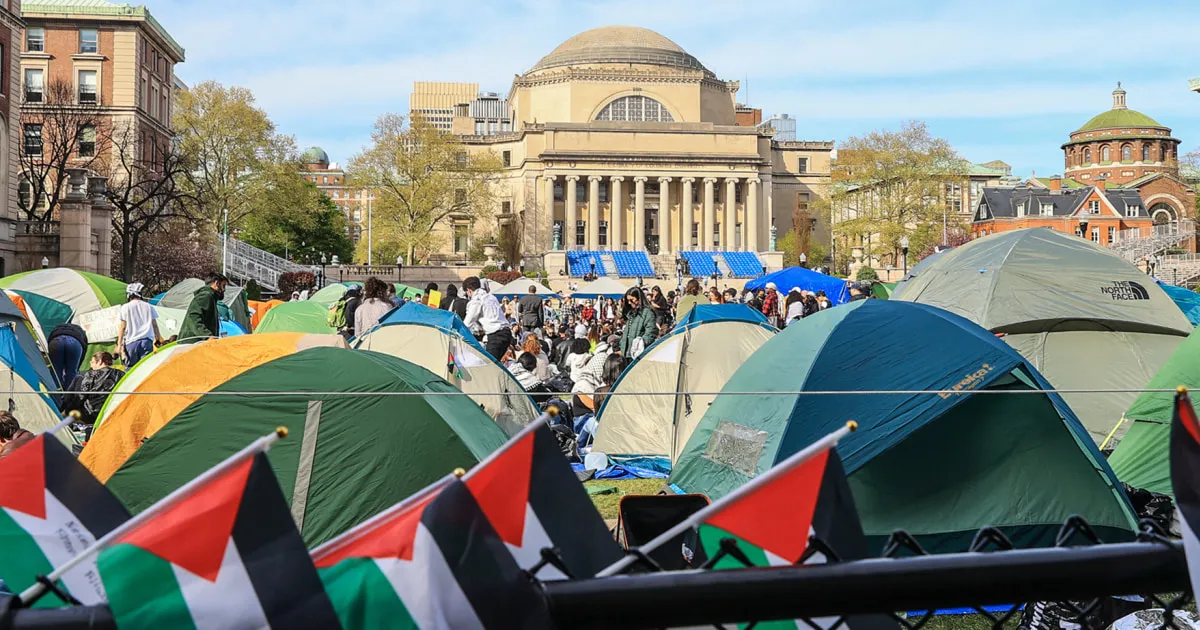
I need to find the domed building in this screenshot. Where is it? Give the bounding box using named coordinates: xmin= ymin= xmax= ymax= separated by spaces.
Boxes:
xmin=442 ymin=26 xmax=831 ymax=274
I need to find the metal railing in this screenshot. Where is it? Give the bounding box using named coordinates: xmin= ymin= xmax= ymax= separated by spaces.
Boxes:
xmin=1108 ymin=220 xmax=1195 ymax=263
xmin=218 ymin=236 xmax=310 ymax=292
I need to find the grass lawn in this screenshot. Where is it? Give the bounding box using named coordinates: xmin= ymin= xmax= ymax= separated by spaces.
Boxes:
xmin=585 ymin=478 xmax=667 ymax=521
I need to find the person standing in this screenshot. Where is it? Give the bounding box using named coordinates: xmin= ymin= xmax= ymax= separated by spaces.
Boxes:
xmin=354 ymin=277 xmax=393 ymax=337
xmin=462 ymin=276 xmax=510 ymax=361
xmin=179 ymin=273 xmax=228 ymax=344
xmin=518 ymin=285 xmax=544 ymax=331
xmin=675 ymin=279 xmax=705 ymax=319
xmin=619 ymin=287 xmax=659 ymax=359
xmin=47 ymin=322 xmax=88 ymax=388
xmin=115 ymin=283 xmax=162 ymax=368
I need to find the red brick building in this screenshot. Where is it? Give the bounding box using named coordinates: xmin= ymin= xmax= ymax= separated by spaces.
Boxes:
xmin=972 ymin=176 xmax=1151 ymax=245
xmin=300 ymin=146 xmax=366 ymax=245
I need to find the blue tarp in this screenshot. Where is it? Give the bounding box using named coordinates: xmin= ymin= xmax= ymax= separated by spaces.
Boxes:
xmin=745 ymin=267 xmax=851 ymax=305
xmin=1160 ymin=283 xmax=1200 ymax=327
xmin=571 ymin=462 xmax=669 ymax=480
xmin=672 ymin=304 xmax=767 ymax=331
xmin=374 ymin=301 xmax=486 ymax=352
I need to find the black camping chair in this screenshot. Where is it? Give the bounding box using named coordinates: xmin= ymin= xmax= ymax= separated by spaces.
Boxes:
xmin=616 ymin=493 xmax=710 ymax=571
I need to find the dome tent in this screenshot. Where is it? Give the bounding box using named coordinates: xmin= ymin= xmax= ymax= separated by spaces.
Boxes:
xmin=1159 ymin=283 xmax=1200 ymax=327
xmin=893 ymin=228 xmax=1191 ymax=443
xmin=592 ymin=304 xmax=775 ymax=463
xmin=493 ymin=277 xmax=556 ymax=297
xmin=93 ymin=343 xmax=198 ymax=429
xmin=0 ymin=323 xmax=72 ymax=447
xmin=570 ymin=277 xmax=628 ymax=299
xmin=254 ymin=300 xmax=336 ymax=334
xmin=354 ymin=302 xmax=538 ymax=436
xmin=156 ymin=277 xmax=252 ymax=333
xmin=670 ymin=300 xmax=1137 ymax=553
xmin=81 ymin=333 xmax=348 ymax=482
xmin=0 ymin=268 xmax=126 ymax=316
xmin=0 ymin=290 xmax=56 ymax=392
xmin=103 ymin=347 xmax=509 ymax=547
xmin=5 ymin=289 xmax=72 ymax=351
xmin=309 ymin=281 xmax=421 ymax=308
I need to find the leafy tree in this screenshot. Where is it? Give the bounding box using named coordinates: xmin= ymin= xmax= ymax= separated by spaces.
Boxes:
xmin=239 ymin=176 xmax=353 ymax=265
xmin=828 ymin=121 xmax=967 ymax=270
xmin=347 ymin=114 xmax=503 ymax=265
xmin=855 ymin=266 xmax=878 ymax=281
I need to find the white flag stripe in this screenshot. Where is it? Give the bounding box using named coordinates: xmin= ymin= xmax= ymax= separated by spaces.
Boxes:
xmin=1179 ymin=510 xmax=1200 ymax=604
xmin=376 ymin=524 xmax=484 ymax=630
xmin=171 ymin=539 xmax=270 ymax=630
xmin=5 ymin=491 xmax=106 ymax=604
xmin=762 ymin=527 xmax=833 ymax=630
xmin=505 ymin=504 xmax=566 ymax=581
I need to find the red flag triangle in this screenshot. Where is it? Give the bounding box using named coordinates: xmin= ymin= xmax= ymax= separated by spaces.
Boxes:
xmin=118 ymin=457 xmax=252 ymax=582
xmin=0 ymin=435 xmax=46 ymax=519
xmin=704 ymin=449 xmax=830 ymax=564
xmin=465 ymin=430 xmax=534 ymax=547
xmin=313 ymin=493 xmax=436 ymax=568
xmin=1179 ymin=393 xmax=1200 ymax=446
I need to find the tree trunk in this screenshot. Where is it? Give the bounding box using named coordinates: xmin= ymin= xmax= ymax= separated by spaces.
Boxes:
xmin=120 ymin=224 xmax=133 ymax=282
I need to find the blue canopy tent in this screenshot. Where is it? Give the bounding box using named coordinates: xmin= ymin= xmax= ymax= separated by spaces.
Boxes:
xmin=672 ymin=304 xmax=767 ymax=332
xmin=1158 ymin=283 xmax=1200 ymax=327
xmin=744 ymin=267 xmax=850 ymax=305
xmin=570 ymin=277 xmax=628 ymax=300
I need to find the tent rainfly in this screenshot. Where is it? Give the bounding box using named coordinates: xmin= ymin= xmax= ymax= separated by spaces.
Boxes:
xmin=570 ymin=277 xmax=629 ymax=299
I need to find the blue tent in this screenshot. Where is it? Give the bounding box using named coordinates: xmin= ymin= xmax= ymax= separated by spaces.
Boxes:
xmin=672 ymin=304 xmax=767 ymax=332
xmin=370 ymin=301 xmax=484 ymax=351
xmin=1159 ymin=283 xmax=1200 ymax=327
xmin=220 ymin=320 xmax=248 ymax=337
xmin=670 ymin=300 xmax=1136 ymax=553
xmin=0 ymin=292 xmax=56 ymax=391
xmin=744 ymin=267 xmax=850 ymax=305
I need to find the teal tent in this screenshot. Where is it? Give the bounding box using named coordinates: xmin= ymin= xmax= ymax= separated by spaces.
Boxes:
xmin=670 ymin=300 xmax=1137 ymax=553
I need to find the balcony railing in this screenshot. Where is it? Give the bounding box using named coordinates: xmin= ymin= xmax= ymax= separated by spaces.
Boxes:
xmin=16 ymin=220 xmax=59 ymax=236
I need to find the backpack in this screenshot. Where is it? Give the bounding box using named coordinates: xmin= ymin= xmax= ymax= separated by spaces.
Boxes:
xmin=327 ymin=297 xmax=349 ymax=329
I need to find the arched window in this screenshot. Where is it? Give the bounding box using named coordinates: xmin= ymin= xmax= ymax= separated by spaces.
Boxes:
xmin=595 ymin=95 xmax=674 ymax=122
xmin=1100 ymin=146 xmax=1110 ymax=162
xmin=1083 ymin=147 xmax=1092 ymax=163
xmin=1142 ymin=145 xmax=1151 ymax=162
xmin=1121 ymin=144 xmax=1132 ymax=162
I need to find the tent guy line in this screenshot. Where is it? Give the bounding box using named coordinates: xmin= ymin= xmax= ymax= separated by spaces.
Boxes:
xmin=22 ymin=387 xmax=1193 ymax=397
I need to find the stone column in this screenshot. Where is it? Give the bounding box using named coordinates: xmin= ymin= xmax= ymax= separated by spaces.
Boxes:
xmin=543 ymin=175 xmax=558 ymax=249
xmin=724 ymin=177 xmax=738 ymax=250
xmin=763 ymin=177 xmax=774 ymax=249
xmin=611 ymin=176 xmax=624 ymax=251
xmin=747 ymin=178 xmax=760 ymax=252
xmin=634 ymin=176 xmax=647 ymax=252
xmin=702 ymin=177 xmax=717 ymax=252
xmin=564 ymin=175 xmax=579 ymax=250
xmin=680 ymin=178 xmax=695 ymax=252
xmin=587 ymin=175 xmax=601 ymax=250
xmin=658 ymin=177 xmax=672 ymax=254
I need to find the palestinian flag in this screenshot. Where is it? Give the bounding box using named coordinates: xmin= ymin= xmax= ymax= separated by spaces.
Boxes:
xmin=312 ymin=478 xmax=551 ymax=629
xmin=1170 ymin=389 xmax=1200 ymax=602
xmin=97 ymin=452 xmax=341 ymax=630
xmin=698 ymin=447 xmax=893 ymax=630
xmin=464 ymin=421 xmax=622 ymax=579
xmin=0 ymin=434 xmax=129 ymax=607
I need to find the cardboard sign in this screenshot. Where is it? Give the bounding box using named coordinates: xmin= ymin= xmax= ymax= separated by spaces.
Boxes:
xmin=427 ymin=289 xmax=442 ymax=309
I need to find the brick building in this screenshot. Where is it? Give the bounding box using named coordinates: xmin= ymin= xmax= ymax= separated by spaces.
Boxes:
xmin=972 ymin=176 xmax=1152 ymax=245
xmin=300 ymin=146 xmax=367 ymax=247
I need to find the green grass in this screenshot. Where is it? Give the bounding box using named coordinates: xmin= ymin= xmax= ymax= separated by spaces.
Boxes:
xmin=585 ymin=478 xmax=667 ymax=521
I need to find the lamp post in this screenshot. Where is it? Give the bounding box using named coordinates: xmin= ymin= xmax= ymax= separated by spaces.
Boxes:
xmin=367 ymin=192 xmax=373 ymax=266
xmin=319 ymin=254 xmax=327 ymax=289
xmin=900 ymin=236 xmax=910 ymax=276
xmin=396 ymin=255 xmax=403 ymax=284
xmin=799 ymin=252 xmax=807 ymax=269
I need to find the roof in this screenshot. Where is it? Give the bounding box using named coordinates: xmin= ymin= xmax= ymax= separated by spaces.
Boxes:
xmin=1075 ymin=108 xmax=1166 ymax=133
xmin=1033 ymin=177 xmax=1086 ymax=189
xmin=23 ymin=0 xmax=185 ymax=60
xmin=301 ymin=146 xmax=329 ymax=165
xmin=529 ymin=26 xmax=714 ymax=78
xmin=974 ymin=186 xmax=1146 ymax=221
xmin=672 ymin=304 xmax=769 ymax=331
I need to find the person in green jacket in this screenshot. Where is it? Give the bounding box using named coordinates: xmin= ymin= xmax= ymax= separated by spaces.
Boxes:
xmin=674 ymin=278 xmax=705 ymax=320
xmin=178 ymin=273 xmax=228 ymax=344
xmin=619 ymin=286 xmax=658 ymax=359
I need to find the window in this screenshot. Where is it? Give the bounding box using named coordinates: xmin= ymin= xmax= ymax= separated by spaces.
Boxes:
xmin=1075 ymin=227 xmax=1083 ymax=237
xmin=1091 ymin=227 xmax=1100 ymax=243
xmin=575 ymin=184 xmax=585 ymax=202
xmin=23 ymin=69 xmax=42 ymax=102
xmin=79 ymin=29 xmax=98 ymax=54
xmin=78 ymin=125 xmax=95 ymax=157
xmin=454 ymin=188 xmax=466 ymax=205
xmin=22 ymin=124 xmax=42 ymax=155
xmin=455 ymin=151 xmax=467 ymax=167
xmin=1101 ymin=146 xmax=1110 ymax=162
xmin=17 ymin=178 xmax=30 ymax=211
xmin=77 ymin=70 xmax=97 ymax=104
xmin=322 ymin=176 xmax=328 ymax=184
xmin=599 ymin=220 xmax=608 ymax=247
xmin=945 ymin=183 xmax=962 ymax=215
xmin=1089 ymin=200 xmax=1100 ymax=213
xmin=798 ymin=158 xmax=808 ymax=174
xmin=1084 ymin=148 xmax=1092 ymax=163
xmin=1121 ymin=145 xmax=1132 ymax=161
xmin=1041 ymin=202 xmax=1054 ymax=216
xmin=454 ymin=225 xmax=468 ymax=253
xmin=713 ymin=222 xmax=720 ymax=246
xmin=797 ymin=192 xmax=810 ymax=212
xmin=1016 ymin=202 xmax=1026 ymax=217
xmin=575 ymin=220 xmax=585 ymax=246
xmin=735 ymin=184 xmax=742 ymax=203
xmin=691 ymin=222 xmax=699 ymax=247
xmin=1126 ymin=204 xmax=1141 ymax=217
xmin=161 ymin=92 xmax=168 ymax=122
xmin=599 ymin=181 xmax=609 ymax=203
xmin=1142 ymin=145 xmax=1151 ymax=162
xmin=150 ymin=86 xmax=157 ymax=118
xmin=502 ymin=150 xmax=511 ymax=167
xmin=26 ymin=27 xmax=44 ymax=52
xmin=1108 ymin=226 xmax=1115 ymax=243
xmin=501 ymin=201 xmax=511 ymax=215
xmin=594 ymin=95 xmax=674 ymax=122
xmin=553 ymin=181 xmax=563 ymax=201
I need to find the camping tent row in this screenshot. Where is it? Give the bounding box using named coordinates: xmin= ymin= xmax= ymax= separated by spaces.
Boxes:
xmin=81 ymin=334 xmax=510 ymax=548
xmin=309 ymin=282 xmax=423 ymax=308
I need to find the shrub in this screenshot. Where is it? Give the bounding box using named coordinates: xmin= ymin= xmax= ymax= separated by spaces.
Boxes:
xmin=278 ymin=271 xmax=317 ymax=296
xmin=243 ymin=279 xmax=262 ymax=301
xmin=485 ymin=270 xmax=523 ymax=285
xmin=855 ymin=266 xmax=878 ymax=281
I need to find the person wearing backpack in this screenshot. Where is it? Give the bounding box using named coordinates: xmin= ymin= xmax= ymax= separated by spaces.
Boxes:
xmin=329 ymin=285 xmax=362 ymax=340
xmin=62 ymin=352 xmax=125 ymax=433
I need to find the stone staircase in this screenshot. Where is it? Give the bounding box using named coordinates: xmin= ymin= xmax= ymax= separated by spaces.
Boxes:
xmin=599 ymin=253 xmax=619 ymax=278
xmin=651 ymin=254 xmax=677 ymax=280
xmin=714 ymin=256 xmax=733 ymax=278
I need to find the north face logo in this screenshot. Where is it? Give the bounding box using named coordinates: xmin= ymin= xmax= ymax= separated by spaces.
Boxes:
xmin=1100 ymin=281 xmax=1150 ymax=301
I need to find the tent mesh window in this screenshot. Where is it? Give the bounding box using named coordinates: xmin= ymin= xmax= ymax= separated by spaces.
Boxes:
xmin=702 ymin=420 xmax=767 ymax=476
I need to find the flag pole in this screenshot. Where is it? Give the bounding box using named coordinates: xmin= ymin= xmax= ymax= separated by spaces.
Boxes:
xmin=18 ymin=427 xmax=288 ymax=605
xmin=311 ymin=472 xmax=456 ymax=562
xmin=595 ymin=421 xmax=857 ymax=578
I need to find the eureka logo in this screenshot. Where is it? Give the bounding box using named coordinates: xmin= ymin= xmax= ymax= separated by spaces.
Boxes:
xmin=940 ymin=363 xmax=995 ymax=399
xmin=1100 ymin=281 xmax=1150 ymax=301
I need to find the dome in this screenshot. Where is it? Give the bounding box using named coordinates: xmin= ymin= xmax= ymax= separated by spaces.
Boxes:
xmin=530 ymin=26 xmax=713 ymax=77
xmin=301 ymin=146 xmax=329 ymax=165
xmin=1075 ymin=109 xmax=1166 ymax=133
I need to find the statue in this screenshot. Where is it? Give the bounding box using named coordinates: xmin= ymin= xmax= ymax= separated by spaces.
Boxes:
xmin=553 ymin=223 xmax=562 ymax=250
xmin=769 ymin=224 xmax=777 ymax=251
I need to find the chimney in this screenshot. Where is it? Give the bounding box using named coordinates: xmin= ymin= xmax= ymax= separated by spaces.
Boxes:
xmin=1095 ymin=176 xmax=1106 ymax=191
xmin=1049 ymin=175 xmax=1062 ymax=191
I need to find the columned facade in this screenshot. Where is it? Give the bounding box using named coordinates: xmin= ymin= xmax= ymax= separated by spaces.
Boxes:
xmin=564 ymin=175 xmax=579 ymax=249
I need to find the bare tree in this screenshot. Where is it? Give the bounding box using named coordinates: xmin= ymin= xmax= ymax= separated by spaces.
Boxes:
xmin=103 ymin=123 xmax=195 ymax=282
xmin=18 ymin=79 xmax=104 ymax=221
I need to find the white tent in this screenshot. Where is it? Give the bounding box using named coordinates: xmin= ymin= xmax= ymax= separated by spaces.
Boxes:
xmin=570 ymin=277 xmax=629 ymax=299
xmin=591 ymin=316 xmax=775 ymax=463
xmin=493 ymin=277 xmax=557 ymax=297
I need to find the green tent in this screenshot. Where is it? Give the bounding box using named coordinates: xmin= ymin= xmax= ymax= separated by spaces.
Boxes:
xmin=1108 ymin=326 xmax=1200 ymax=494
xmin=158 ymin=278 xmax=252 ymax=333
xmin=894 ymin=228 xmax=1191 ymax=443
xmin=6 ymin=289 xmax=72 ymax=344
xmin=310 ymin=282 xmax=422 ymax=308
xmin=254 ymin=300 xmax=336 ymax=334
xmin=670 ymin=300 xmax=1136 ymax=553
xmin=0 ymin=268 xmax=126 ymax=316
xmin=104 ymin=347 xmax=509 ymax=547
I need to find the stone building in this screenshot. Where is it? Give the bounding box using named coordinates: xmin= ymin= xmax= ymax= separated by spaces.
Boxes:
xmin=409 ymin=82 xmax=478 ymax=134
xmin=0 ymin=0 xmax=23 ymax=276
xmin=439 ymin=26 xmax=831 ymax=274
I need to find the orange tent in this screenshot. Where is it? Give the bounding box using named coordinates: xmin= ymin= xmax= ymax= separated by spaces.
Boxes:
xmin=249 ymin=299 xmax=284 ymax=330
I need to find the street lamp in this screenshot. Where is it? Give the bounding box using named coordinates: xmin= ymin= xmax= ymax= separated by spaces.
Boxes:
xmin=799 ymin=252 xmax=807 ymax=268
xmin=396 ymin=255 xmax=403 ymax=283
xmin=319 ymin=254 xmax=327 ymax=289
xmin=900 ymin=236 xmax=910 ymax=276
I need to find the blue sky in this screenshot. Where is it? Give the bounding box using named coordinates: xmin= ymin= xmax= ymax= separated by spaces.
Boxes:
xmin=153 ymin=0 xmax=1200 ymax=177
